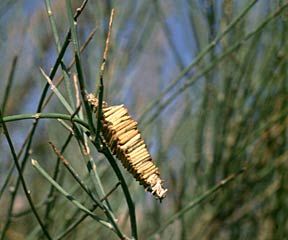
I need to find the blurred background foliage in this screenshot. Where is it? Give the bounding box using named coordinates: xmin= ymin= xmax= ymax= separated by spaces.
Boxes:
xmin=0 ymin=0 xmax=287 ymax=239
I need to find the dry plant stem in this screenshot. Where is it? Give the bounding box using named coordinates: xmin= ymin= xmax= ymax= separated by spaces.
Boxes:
xmin=100 ymin=8 xmax=115 ymax=74
xmin=48 ymin=142 xmax=103 ymax=208
xmin=43 ymin=133 xmax=73 ymax=225
xmin=96 ymin=8 xmax=115 ymax=140
xmin=73 ymin=73 xmax=81 ymax=108
xmin=0 ymin=111 xmax=52 ymax=240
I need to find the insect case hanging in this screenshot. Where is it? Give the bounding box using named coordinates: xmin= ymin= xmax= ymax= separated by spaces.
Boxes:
xmin=88 ymin=94 xmax=168 ymax=200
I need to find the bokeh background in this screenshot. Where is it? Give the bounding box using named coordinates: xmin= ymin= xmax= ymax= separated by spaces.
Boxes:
xmin=1 ymin=0 xmax=287 ymax=239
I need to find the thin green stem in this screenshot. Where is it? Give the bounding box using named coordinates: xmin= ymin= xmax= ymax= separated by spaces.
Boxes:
xmin=92 ymin=140 xmax=138 ymax=240
xmin=42 ymin=14 xmax=95 ymax=110
xmin=31 ymin=159 xmax=115 ymax=232
xmin=40 ymin=68 xmax=74 ymax=114
xmin=65 ymin=0 xmax=96 ymax=136
xmin=49 ymin=142 xmax=104 ymax=208
xmin=0 ymin=56 xmax=18 ymax=199
xmin=44 ymin=0 xmax=61 ymax=51
xmin=0 ymin=111 xmax=53 ymax=240
xmin=1 ymin=113 xmax=89 ymax=129
xmin=42 ymin=133 xmax=73 ymax=227
xmin=55 ymin=183 xmax=121 ymax=240
xmin=0 ymin=126 xmax=33 ymax=199
xmin=1 ymin=56 xmax=17 ymax=113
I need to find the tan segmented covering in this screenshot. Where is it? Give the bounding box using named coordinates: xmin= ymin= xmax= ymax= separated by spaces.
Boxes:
xmin=87 ymin=94 xmax=167 ymax=200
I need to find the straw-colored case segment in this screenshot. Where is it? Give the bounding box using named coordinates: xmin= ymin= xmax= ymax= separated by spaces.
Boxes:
xmin=102 ymin=106 xmax=166 ymax=199
xmin=87 ymin=94 xmax=167 ymax=200
xmin=121 ymin=134 xmax=143 ymax=153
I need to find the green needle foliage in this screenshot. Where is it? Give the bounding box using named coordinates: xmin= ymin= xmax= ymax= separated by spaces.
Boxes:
xmin=0 ymin=1 xmax=287 ymax=239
